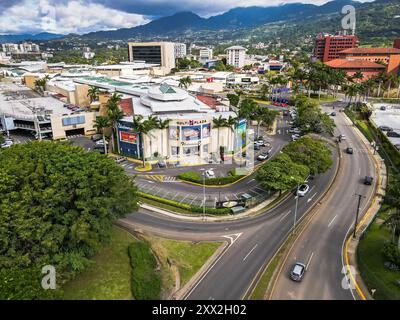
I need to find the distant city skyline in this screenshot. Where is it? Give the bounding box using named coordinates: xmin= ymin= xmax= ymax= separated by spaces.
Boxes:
xmin=0 ymin=0 xmax=373 ymax=35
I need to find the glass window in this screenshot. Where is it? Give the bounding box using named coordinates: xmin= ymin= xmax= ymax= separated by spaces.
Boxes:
xmin=171 ymin=146 xmax=180 ymax=156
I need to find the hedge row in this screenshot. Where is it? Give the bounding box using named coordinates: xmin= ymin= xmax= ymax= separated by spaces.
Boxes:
xmin=138 ymin=192 xmax=232 ymax=215
xmin=128 ymin=242 xmax=161 ymax=300
xmin=177 ymin=170 xmax=247 ymax=186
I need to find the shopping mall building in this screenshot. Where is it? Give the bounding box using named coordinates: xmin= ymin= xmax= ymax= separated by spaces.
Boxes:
xmin=115 ymin=83 xmax=247 ymax=165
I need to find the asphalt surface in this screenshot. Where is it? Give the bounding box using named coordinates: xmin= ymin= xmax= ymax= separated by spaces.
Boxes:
xmin=270 ymin=102 xmax=376 ymax=300
xmin=121 ymin=142 xmax=339 ymax=299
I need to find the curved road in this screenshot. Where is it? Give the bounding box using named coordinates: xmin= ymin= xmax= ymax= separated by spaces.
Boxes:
xmin=121 ymin=147 xmax=339 ymax=299
xmin=270 ymin=102 xmax=376 ymax=300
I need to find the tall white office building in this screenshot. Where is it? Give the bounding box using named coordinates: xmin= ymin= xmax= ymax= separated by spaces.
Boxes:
xmin=225 ymin=46 xmax=247 ymax=68
xmin=174 ymin=43 xmax=187 ymax=59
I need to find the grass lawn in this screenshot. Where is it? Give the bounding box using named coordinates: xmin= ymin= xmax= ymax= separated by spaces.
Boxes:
xmin=358 ymin=222 xmax=400 ymax=300
xmin=145 ymin=236 xmax=221 ymax=289
xmin=63 ymin=226 xmax=135 ymax=300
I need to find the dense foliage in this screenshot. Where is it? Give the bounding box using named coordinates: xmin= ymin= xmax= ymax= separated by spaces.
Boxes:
xmin=128 ymin=242 xmax=161 ymax=300
xmin=0 ymin=141 xmax=138 ymax=299
xmin=282 ymin=136 xmax=333 ymax=174
xmin=256 ymin=153 xmax=310 ymax=194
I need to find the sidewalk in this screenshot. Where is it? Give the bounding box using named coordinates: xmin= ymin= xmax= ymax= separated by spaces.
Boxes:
xmin=342 ymin=113 xmax=388 ymax=300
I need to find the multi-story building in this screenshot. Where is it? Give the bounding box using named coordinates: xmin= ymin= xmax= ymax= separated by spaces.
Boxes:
xmin=128 ymin=42 xmax=176 ymax=75
xmin=2 ymin=43 xmax=20 ymax=53
xmin=225 ymin=46 xmax=246 ymax=68
xmin=174 ymin=43 xmax=187 ymax=59
xmin=314 ymin=33 xmax=358 ymax=62
xmin=198 ymin=48 xmax=213 ymax=64
xmin=19 ymin=42 xmax=40 ymax=53
xmin=338 ymin=44 xmax=400 ymax=75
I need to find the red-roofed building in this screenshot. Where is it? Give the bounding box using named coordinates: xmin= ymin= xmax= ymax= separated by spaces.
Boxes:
xmin=196 ymin=95 xmax=224 ymax=110
xmin=325 ymin=59 xmax=386 ymax=80
xmin=338 ymin=46 xmax=400 ymax=75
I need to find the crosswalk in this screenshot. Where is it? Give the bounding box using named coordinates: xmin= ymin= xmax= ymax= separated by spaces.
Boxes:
xmin=140 ymin=175 xmax=177 ymax=182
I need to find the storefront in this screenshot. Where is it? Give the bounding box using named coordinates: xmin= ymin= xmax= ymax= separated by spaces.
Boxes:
xmin=118 ymin=120 xmax=142 ymax=158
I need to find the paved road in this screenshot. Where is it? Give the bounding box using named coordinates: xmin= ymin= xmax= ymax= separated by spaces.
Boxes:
xmin=270 ymin=102 xmax=376 ymax=300
xmin=121 ymin=117 xmax=292 ymax=207
xmin=121 ymin=145 xmax=339 ymax=299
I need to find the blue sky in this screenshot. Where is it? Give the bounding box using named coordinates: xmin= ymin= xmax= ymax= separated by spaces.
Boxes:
xmin=0 ymin=0 xmax=371 ymax=34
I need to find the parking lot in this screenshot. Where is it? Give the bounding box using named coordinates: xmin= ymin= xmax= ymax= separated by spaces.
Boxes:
xmin=371 ymin=103 xmax=400 ymax=148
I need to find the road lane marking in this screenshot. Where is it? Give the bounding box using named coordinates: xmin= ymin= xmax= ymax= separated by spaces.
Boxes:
xmin=306 ymin=252 xmax=314 ymax=270
xmin=243 ymin=244 xmax=258 ymax=261
xmin=279 ymin=210 xmax=292 ymax=222
xmin=307 ymin=192 xmax=318 ymax=203
xmin=328 ymin=215 xmax=338 ymax=228
xmin=222 ymin=233 xmax=243 ymax=246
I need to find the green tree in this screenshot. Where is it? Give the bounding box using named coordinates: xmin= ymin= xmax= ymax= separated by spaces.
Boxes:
xmin=107 ymin=92 xmax=124 ymax=153
xmin=282 ymin=136 xmax=333 ymax=174
xmin=93 ymin=116 xmax=110 ymax=154
xmin=256 ymin=153 xmax=309 ymax=195
xmin=0 ymin=142 xmax=138 ymax=299
xmin=212 ymin=116 xmax=227 ymax=157
xmin=227 ymin=93 xmax=240 ymax=108
xmin=87 ymin=86 xmax=101 ymax=103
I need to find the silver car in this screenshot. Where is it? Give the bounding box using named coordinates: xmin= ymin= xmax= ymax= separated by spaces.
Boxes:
xmin=290 ymin=262 xmax=306 ymax=282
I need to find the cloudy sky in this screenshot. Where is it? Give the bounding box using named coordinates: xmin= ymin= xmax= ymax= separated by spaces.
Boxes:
xmin=0 ymin=0 xmax=368 ymax=35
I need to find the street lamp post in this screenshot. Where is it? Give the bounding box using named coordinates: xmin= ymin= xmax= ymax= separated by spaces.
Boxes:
xmin=293 ymin=183 xmax=300 ymax=234
xmin=203 ymin=172 xmax=206 ymax=221
xmin=353 ymin=193 xmax=365 ymax=238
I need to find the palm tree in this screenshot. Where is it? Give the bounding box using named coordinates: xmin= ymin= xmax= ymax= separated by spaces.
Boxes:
xmin=87 ymin=86 xmax=101 ymax=103
xmin=386 ymin=73 xmax=398 ymax=99
xmin=107 ymin=92 xmax=123 ymax=153
xmin=352 ymin=71 xmax=364 ymax=83
xmin=145 ymin=115 xmax=159 ymax=157
xmin=225 ymin=115 xmax=238 ymax=152
xmin=93 ymin=116 xmax=110 ymax=154
xmin=157 ymin=118 xmax=170 ymax=158
xmin=133 ymin=115 xmax=158 ymax=167
xmin=375 ymin=72 xmax=388 ymax=97
xmin=178 ymin=76 xmax=192 ymax=89
xmin=212 ymin=116 xmax=227 ymax=159
xmin=383 ymin=208 xmax=400 ymax=250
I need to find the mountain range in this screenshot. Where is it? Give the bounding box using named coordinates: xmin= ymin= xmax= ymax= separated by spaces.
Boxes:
xmin=79 ymin=0 xmax=360 ymax=40
xmin=0 ymin=32 xmax=63 ymax=44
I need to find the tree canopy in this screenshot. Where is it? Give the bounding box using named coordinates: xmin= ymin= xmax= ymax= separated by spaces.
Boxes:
xmin=256 ymin=153 xmax=309 ymax=193
xmin=282 ymin=136 xmax=333 ymax=174
xmin=0 ymin=141 xmax=138 ymax=299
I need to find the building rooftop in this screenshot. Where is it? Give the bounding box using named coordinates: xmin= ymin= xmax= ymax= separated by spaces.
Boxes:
xmin=340 ymin=47 xmax=400 ymax=55
xmin=325 ymin=59 xmax=387 ymax=69
xmin=225 ymin=46 xmax=246 ymax=51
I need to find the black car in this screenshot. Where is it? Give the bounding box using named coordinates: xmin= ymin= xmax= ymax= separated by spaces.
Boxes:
xmin=379 ymin=125 xmax=393 ymax=132
xmin=364 ymin=176 xmax=373 ymax=185
xmin=387 ymin=131 xmax=400 ymax=138
xmin=346 ymin=147 xmax=354 ymax=154
xmin=158 ymin=160 xmax=166 ymax=168
xmin=330 ymin=112 xmax=336 ymax=116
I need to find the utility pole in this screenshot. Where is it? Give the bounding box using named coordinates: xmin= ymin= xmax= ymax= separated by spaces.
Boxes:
xmin=203 ymin=172 xmax=206 ymax=221
xmin=353 ymin=193 xmax=365 ymax=238
xmin=293 ymin=183 xmax=300 ymax=234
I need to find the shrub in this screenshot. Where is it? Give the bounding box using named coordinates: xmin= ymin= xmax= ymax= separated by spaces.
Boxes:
xmin=382 ymin=242 xmax=400 ymax=266
xmin=128 ymin=242 xmax=161 ymax=300
xmin=177 ymin=171 xmax=246 ymax=186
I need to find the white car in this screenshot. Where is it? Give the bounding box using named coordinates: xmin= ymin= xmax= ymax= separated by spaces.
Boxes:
xmin=205 ymin=169 xmax=216 ymax=179
xmin=257 ymin=153 xmax=269 ymax=161
xmin=297 ymin=184 xmax=310 ymax=197
xmin=96 ymin=140 xmax=108 ymax=146
xmin=1 ymin=140 xmax=13 ymax=148
xmin=292 ymin=134 xmax=300 ymax=141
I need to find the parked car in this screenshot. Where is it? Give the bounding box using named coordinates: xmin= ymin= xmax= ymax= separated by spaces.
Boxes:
xmin=205 ymin=169 xmax=215 ymax=179
xmin=290 ymin=262 xmax=306 ymax=282
xmin=91 ymin=134 xmax=103 ymax=141
xmin=364 ymin=176 xmax=374 ymax=185
xmin=346 ymin=147 xmax=354 ymax=154
xmin=330 ymin=112 xmax=336 ymax=116
xmin=292 ymin=134 xmax=300 ymax=141
xmin=297 ymin=184 xmax=310 ymax=197
xmin=379 ymin=125 xmax=393 ymax=132
xmin=387 ymin=131 xmax=400 ymax=138
xmin=380 ymin=106 xmax=387 ymax=111
xmin=257 ymin=153 xmax=269 ymax=161
xmin=254 ymin=144 xmax=261 ymax=151
xmin=115 ymin=156 xmax=126 ymax=164
xmin=158 ymin=160 xmax=166 ymax=168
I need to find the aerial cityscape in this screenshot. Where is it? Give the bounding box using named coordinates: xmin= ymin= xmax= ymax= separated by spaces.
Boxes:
xmin=1 ymin=0 xmax=400 ymax=308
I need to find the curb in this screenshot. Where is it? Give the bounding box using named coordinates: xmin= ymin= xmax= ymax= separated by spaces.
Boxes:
xmin=244 ymin=140 xmax=341 ymax=299
xmin=341 ymin=112 xmax=387 ymax=301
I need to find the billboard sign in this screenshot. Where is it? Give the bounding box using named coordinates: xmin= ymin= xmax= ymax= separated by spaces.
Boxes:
xmin=120 ymin=131 xmax=138 ymax=144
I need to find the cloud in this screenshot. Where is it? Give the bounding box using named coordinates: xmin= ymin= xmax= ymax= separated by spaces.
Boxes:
xmin=0 ymin=0 xmax=149 ymax=34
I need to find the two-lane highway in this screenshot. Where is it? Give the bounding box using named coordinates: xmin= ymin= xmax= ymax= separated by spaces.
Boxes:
xmin=270 ymin=103 xmax=376 ymax=300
